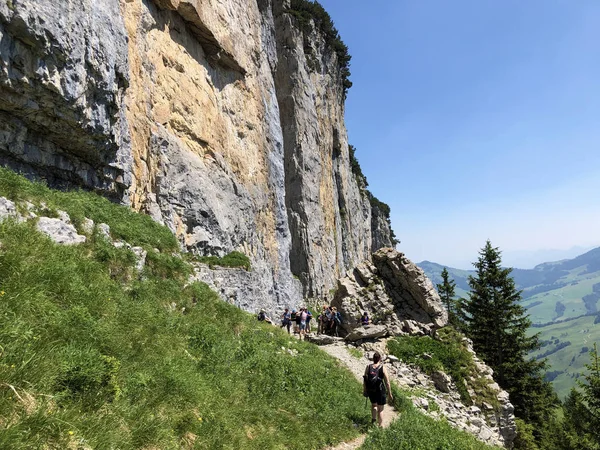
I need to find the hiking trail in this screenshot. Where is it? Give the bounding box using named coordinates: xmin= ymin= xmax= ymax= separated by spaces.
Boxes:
xmin=320 ymin=342 xmax=399 ymax=450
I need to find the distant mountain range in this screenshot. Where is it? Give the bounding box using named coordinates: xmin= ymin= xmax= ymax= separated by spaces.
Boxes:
xmin=418 ymin=247 xmax=600 ymax=398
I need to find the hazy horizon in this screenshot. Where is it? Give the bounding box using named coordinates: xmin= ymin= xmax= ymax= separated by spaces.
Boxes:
xmin=417 ymin=244 xmax=599 ymax=271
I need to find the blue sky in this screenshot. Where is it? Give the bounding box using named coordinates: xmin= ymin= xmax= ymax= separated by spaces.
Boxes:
xmin=319 ymin=0 xmax=600 ymax=269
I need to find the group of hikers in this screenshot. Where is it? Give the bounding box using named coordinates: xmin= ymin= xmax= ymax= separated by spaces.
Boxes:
xmin=258 ymin=305 xmax=372 ymax=339
xmin=258 ymin=305 xmax=369 ymax=339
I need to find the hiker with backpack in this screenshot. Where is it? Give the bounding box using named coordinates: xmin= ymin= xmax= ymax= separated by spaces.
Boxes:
xmin=361 ymin=311 xmax=370 ymax=326
xmin=331 ymin=307 xmax=342 ymax=336
xmin=281 ymin=308 xmax=292 ymax=334
xmin=317 ymin=305 xmax=329 ymax=334
xmin=291 ymin=309 xmax=298 ymax=333
xmin=363 ymin=352 xmax=393 ymax=427
xmin=257 ymin=309 xmax=272 ymax=324
xmin=305 ymin=309 xmax=313 ymax=333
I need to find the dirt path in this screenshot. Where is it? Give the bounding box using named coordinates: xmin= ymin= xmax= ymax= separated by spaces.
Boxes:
xmin=320 ymin=343 xmax=399 ymax=450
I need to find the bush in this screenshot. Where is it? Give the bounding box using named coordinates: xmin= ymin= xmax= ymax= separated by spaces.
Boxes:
xmin=286 ymin=0 xmax=352 ymax=96
xmin=387 ymin=330 xmax=474 ymax=404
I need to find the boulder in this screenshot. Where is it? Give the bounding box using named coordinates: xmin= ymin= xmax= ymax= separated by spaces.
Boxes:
xmin=36 ymin=217 xmax=86 ymax=245
xmin=431 ymin=370 xmax=452 ymax=393
xmin=331 ymin=248 xmax=447 ymax=339
xmin=345 ymin=325 xmax=388 ymax=342
xmin=0 ymin=197 xmax=19 ymax=221
xmin=97 ymin=223 xmax=111 ymax=240
xmin=305 ymin=335 xmax=343 ymax=345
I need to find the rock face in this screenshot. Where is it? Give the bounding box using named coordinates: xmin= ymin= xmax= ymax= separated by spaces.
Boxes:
xmin=0 ymin=0 xmax=394 ymax=312
xmin=0 ymin=0 xmax=132 ymax=200
xmin=388 ymin=339 xmax=517 ymax=448
xmin=332 ymin=248 xmax=448 ymax=336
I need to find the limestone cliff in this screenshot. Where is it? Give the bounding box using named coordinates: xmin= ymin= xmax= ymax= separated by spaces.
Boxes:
xmin=0 ymin=0 xmax=394 ymax=312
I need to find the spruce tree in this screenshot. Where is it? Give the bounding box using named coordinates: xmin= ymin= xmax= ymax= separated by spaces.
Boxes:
xmin=436 ymin=267 xmax=457 ymax=321
xmin=459 ymin=240 xmax=558 ymax=433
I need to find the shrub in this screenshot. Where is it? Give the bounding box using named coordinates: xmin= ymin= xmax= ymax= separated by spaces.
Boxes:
xmin=192 ymin=250 xmax=251 ymax=270
xmin=387 ymin=331 xmax=474 ymax=404
xmin=286 ymin=0 xmax=352 ymax=97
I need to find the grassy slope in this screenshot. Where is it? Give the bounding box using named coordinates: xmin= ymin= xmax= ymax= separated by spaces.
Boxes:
xmin=0 ymin=169 xmax=518 ymax=449
xmin=529 ymin=316 xmax=600 ymax=398
xmin=0 ymin=170 xmax=367 ymax=449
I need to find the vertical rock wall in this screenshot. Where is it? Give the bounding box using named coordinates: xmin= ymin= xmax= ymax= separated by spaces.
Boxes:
xmin=0 ymin=0 xmax=132 ymax=200
xmin=0 ymin=0 xmax=394 ymax=312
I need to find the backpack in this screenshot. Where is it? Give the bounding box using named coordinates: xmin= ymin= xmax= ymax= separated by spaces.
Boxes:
xmin=334 ymin=311 xmax=342 ymax=325
xmin=365 ymin=364 xmax=383 ymax=393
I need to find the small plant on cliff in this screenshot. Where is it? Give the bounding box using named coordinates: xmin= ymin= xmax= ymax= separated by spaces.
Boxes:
xmin=286 ymin=0 xmax=352 ymax=96
xmin=349 ymin=145 xmax=368 ymax=188
xmin=192 ymin=251 xmax=251 ymax=270
xmin=367 ymin=191 xmax=399 ymax=246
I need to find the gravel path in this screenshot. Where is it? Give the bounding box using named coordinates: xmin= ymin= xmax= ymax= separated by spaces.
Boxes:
xmin=320 ymin=343 xmax=399 ymax=450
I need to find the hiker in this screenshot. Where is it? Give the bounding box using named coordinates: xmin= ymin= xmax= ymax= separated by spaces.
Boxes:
xmin=306 ymin=308 xmax=313 ymax=333
xmin=363 ymin=352 xmax=393 ymax=427
xmin=257 ymin=309 xmax=272 ymax=324
xmin=331 ymin=307 xmax=342 ymax=336
xmin=281 ymin=308 xmax=292 ymax=334
xmin=294 ymin=308 xmax=302 ymax=334
xmin=361 ymin=311 xmax=370 ymax=326
xmin=318 ymin=305 xmax=329 ymax=334
xmin=299 ymin=307 xmax=308 ymax=340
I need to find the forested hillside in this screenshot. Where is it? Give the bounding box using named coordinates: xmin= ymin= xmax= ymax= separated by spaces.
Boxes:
xmin=420 ymin=249 xmax=600 ymax=398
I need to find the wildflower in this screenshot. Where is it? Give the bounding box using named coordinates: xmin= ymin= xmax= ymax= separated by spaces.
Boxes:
xmin=197 ymin=417 xmax=203 ymax=422
xmin=0 ymin=291 xmax=5 ymax=296
xmin=68 ymin=431 xmax=74 ymax=436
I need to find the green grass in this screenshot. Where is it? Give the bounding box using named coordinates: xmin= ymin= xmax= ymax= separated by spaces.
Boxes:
xmin=0 ymin=171 xmax=369 ymax=449
xmin=348 ymin=347 xmax=363 ymax=359
xmin=359 ymin=386 xmax=502 ymax=450
xmin=190 ymin=251 xmax=251 ymax=270
xmin=529 ymin=315 xmax=600 ymax=398
xmin=523 ymin=276 xmax=600 ymax=323
xmin=387 ymin=329 xmax=475 ymax=405
xmin=0 ymin=167 xmax=178 ymax=252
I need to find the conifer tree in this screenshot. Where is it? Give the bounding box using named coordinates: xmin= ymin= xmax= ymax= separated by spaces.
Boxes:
xmin=559 ymin=344 xmax=600 ymax=449
xmin=436 ymin=267 xmax=457 ymax=321
xmin=459 ymin=240 xmax=557 ymax=433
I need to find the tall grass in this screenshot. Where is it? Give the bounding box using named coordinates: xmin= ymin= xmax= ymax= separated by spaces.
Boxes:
xmin=359 ymin=386 xmax=503 ymax=450
xmin=0 ymin=170 xmax=368 ymax=449
xmin=0 ymin=167 xmax=178 ymax=251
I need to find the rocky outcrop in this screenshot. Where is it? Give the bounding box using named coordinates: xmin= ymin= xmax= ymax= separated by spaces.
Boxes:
xmin=0 ymin=0 xmax=132 ymax=200
xmin=0 ymin=0 xmax=394 ymax=313
xmin=332 ymin=248 xmax=448 ymax=337
xmin=386 ymin=339 xmax=517 ymax=448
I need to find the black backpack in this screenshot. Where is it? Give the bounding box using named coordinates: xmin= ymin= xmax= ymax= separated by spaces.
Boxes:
xmin=365 ymin=364 xmax=383 ymax=393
